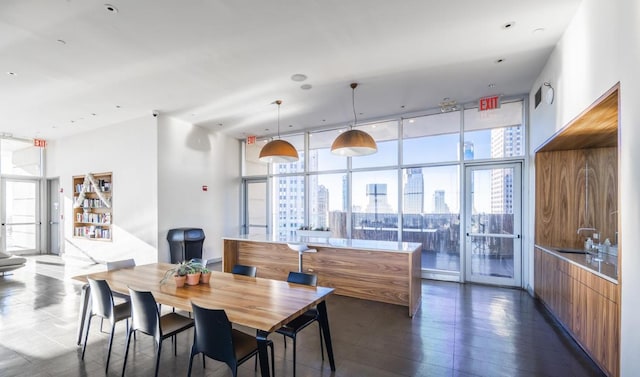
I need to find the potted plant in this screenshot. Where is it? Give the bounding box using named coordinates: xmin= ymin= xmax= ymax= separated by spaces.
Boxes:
xmin=199 ymin=266 xmax=211 ymax=283
xmin=185 ymin=261 xmax=201 ymax=286
xmin=160 ymin=261 xmax=191 ymax=287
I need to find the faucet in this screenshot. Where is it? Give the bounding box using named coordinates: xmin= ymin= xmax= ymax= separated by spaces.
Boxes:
xmin=576 ymin=227 xmax=596 ymax=235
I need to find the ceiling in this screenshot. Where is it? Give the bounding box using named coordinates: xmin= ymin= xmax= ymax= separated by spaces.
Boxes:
xmin=0 ymin=0 xmax=581 ymax=142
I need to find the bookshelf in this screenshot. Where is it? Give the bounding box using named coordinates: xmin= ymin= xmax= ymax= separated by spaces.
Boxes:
xmin=73 ymin=172 xmax=112 ymax=241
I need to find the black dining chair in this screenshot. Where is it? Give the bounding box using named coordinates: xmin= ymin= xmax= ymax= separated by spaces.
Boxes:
xmin=231 ymin=264 xmax=257 ymax=277
xmin=101 ymin=259 xmax=136 ymax=332
xmin=122 ymin=288 xmax=194 ymax=377
xmin=277 ymin=271 xmax=323 ymax=377
xmin=82 ymin=278 xmax=131 ymax=374
xmin=187 ymin=302 xmax=274 ymax=377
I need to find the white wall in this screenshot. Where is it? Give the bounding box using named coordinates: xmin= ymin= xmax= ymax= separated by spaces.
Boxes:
xmin=156 ymin=116 xmax=240 ymax=263
xmin=528 ymin=0 xmax=639 ymax=375
xmin=46 ymin=116 xmax=159 ymax=264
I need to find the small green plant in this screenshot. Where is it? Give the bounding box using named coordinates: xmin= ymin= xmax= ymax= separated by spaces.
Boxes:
xmin=160 ymin=261 xmax=195 ymax=284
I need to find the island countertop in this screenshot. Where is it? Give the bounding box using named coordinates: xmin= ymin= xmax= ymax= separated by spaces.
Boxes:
xmin=223 ymin=234 xmax=422 ymax=317
xmin=223 ymin=234 xmax=422 ymax=253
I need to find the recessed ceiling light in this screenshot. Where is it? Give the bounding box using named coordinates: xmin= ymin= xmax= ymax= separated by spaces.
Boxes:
xmin=115 ymin=105 xmax=121 ymax=108
xmin=104 ymin=4 xmax=119 ymax=13
xmin=408 ymin=119 xmax=415 ymax=123
xmin=288 ymin=125 xmax=293 ymax=128
xmin=291 ymin=74 xmax=307 ymax=82
xmin=300 ymin=84 xmax=312 ymax=90
xmin=7 ymin=72 xmax=16 ymax=76
xmin=401 ymin=105 xmax=405 ymax=109
xmin=91 ymin=113 xmax=97 ymax=116
xmin=533 ymin=28 xmax=545 ymax=34
xmin=322 ymin=119 xmax=326 ymax=122
xmin=495 ymin=58 xmax=505 ymax=64
xmin=265 ymin=128 xmax=269 ymax=131
xmin=502 ymin=21 xmax=515 ymax=29
xmin=57 ymin=39 xmax=66 ymax=45
xmin=218 ymin=123 xmax=223 ymax=127
xmin=488 ymin=83 xmax=496 ymax=88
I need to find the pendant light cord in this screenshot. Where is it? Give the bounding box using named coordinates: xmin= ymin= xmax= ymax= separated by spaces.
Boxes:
xmin=275 ymin=99 xmax=282 ymax=139
xmin=351 ymin=83 xmax=358 ymax=130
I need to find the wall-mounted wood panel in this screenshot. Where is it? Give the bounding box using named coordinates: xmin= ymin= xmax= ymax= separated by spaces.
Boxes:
xmin=535 ymin=147 xmax=617 ymax=249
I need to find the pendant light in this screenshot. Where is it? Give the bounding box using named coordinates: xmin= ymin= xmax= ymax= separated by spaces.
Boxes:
xmin=330 ymin=83 xmax=377 ymax=156
xmin=259 ymin=100 xmax=299 ymax=163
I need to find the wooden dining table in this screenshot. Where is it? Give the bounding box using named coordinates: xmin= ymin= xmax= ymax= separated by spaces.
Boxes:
xmin=73 ymin=263 xmax=336 ymax=377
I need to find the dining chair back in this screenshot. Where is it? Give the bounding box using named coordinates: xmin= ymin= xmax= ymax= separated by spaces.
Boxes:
xmin=106 ymin=258 xmax=136 ymax=271
xmin=187 ymin=302 xmax=274 ymax=377
xmin=287 ymin=271 xmax=317 ymax=286
xmin=277 ymin=271 xmax=323 ymax=377
xmin=122 ymin=288 xmax=194 ymax=377
xmin=231 ymin=264 xmax=257 ymax=277
xmin=82 ymin=278 xmax=131 ymax=374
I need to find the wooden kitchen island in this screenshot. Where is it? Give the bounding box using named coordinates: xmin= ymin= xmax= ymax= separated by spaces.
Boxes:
xmin=223 ymin=234 xmax=422 ymax=317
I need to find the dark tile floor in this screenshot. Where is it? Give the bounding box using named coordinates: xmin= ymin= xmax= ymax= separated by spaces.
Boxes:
xmin=0 ymin=256 xmax=605 ymax=377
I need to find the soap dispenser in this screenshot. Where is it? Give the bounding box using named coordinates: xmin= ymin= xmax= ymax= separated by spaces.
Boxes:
xmin=585 ymin=237 xmax=593 ymax=251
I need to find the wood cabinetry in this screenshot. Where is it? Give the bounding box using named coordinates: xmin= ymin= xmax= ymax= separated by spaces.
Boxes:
xmin=535 ymin=248 xmax=619 ymax=377
xmin=223 ymin=238 xmax=421 ymax=317
xmin=73 ymin=172 xmax=112 ymax=241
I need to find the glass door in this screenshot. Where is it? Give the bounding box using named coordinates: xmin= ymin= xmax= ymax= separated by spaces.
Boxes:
xmin=464 ymin=163 xmax=521 ymax=286
xmin=1 ymin=178 xmax=40 ymax=255
xmin=243 ymin=179 xmax=268 ymax=235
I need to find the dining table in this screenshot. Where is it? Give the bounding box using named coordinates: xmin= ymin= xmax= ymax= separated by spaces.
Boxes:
xmin=73 ymin=262 xmax=336 ymax=377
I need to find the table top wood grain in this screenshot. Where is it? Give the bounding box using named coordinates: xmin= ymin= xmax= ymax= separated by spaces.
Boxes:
xmin=73 ymin=262 xmax=334 ymax=332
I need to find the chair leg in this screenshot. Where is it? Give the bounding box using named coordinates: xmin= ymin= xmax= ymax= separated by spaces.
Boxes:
xmin=122 ymin=329 xmax=134 ymax=377
xmin=292 ymin=336 xmax=297 ymax=377
xmin=105 ymin=321 xmax=116 ymax=373
xmin=81 ymin=315 xmax=92 ymax=360
xmin=154 ymin=342 xmax=162 ymax=377
xmin=283 ymin=333 xmax=287 ymax=348
xmin=187 ymin=348 xmax=196 ymax=377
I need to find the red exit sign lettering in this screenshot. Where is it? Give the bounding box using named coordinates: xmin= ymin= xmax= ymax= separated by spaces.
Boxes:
xmin=34 ymin=138 xmax=47 ymax=148
xmin=479 ymin=95 xmax=501 ymax=111
xmin=246 ymin=135 xmax=256 ymax=145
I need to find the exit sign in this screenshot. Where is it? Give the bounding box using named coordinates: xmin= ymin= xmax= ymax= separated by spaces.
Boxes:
xmin=33 ymin=138 xmax=47 ymax=148
xmin=246 ymin=135 xmax=256 ymax=145
xmin=479 ymin=95 xmax=501 ymax=111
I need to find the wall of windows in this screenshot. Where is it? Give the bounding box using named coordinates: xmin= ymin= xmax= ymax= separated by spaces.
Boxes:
xmin=242 ymin=98 xmax=526 ymax=274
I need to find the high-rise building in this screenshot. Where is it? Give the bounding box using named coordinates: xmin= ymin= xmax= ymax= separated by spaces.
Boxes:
xmin=316 ymin=185 xmax=329 ymax=228
xmin=403 ymin=168 xmax=424 ymax=214
xmin=365 ymin=183 xmax=393 ymax=216
xmin=490 ymin=126 xmax=522 ymax=214
xmin=464 ymin=141 xmax=475 ymax=160
xmin=342 ymin=175 xmax=348 ymax=212
xmin=433 ymin=190 xmax=450 ymax=213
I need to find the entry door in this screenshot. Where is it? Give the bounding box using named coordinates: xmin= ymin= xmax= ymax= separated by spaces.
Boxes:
xmin=243 ymin=179 xmax=268 ymax=235
xmin=47 ymin=178 xmax=61 ymax=255
xmin=1 ymin=178 xmax=40 ymax=255
xmin=464 ymin=163 xmax=522 ymax=286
